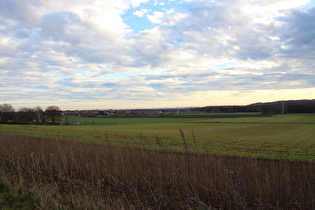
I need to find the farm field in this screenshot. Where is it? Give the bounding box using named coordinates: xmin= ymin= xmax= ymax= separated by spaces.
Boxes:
xmin=1 ymin=114 xmax=314 ymax=161
xmin=0 ymin=114 xmax=315 ymax=209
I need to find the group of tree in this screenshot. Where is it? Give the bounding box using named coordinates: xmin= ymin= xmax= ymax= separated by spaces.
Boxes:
xmin=0 ymin=104 xmax=62 ymax=125
xmin=251 ymin=100 xmax=315 ymax=114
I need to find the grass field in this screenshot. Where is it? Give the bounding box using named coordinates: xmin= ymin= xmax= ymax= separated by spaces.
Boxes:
xmin=0 ymin=114 xmax=314 ymax=209
xmin=1 ymin=114 xmax=314 ymax=161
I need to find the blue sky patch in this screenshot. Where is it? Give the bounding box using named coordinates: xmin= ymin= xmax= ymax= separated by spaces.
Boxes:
xmin=123 ymin=0 xmax=197 ymax=33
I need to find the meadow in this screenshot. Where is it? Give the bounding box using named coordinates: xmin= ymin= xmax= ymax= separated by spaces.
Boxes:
xmin=0 ymin=114 xmax=314 ymax=209
xmin=1 ymin=114 xmax=314 ymax=161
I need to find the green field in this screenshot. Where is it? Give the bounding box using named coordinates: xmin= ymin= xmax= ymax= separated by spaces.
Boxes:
xmin=1 ymin=114 xmax=314 ymax=161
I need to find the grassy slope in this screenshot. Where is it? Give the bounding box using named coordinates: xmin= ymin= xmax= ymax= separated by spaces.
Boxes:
xmin=1 ymin=114 xmax=314 ymax=161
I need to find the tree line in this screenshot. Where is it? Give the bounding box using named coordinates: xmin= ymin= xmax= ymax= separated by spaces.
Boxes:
xmin=196 ymin=99 xmax=315 ymax=114
xmin=0 ymin=104 xmax=62 ymax=124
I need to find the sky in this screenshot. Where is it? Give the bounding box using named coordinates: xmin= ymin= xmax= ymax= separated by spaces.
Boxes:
xmin=0 ymin=0 xmax=315 ymax=110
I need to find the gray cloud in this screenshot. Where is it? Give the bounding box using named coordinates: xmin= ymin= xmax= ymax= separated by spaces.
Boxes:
xmin=279 ymin=7 xmax=315 ymax=57
xmin=162 ymin=0 xmax=279 ymax=60
xmin=41 ymin=12 xmax=82 ymax=43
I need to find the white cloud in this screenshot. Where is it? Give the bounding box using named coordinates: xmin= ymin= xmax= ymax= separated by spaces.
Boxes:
xmin=147 ymin=11 xmax=165 ymax=24
xmin=129 ymin=0 xmax=151 ymax=8
xmin=0 ymin=0 xmax=314 ymax=109
xmin=133 ymin=9 xmax=151 ymax=17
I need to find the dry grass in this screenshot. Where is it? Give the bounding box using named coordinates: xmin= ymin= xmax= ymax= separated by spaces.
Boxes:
xmin=0 ymin=133 xmax=314 ymax=209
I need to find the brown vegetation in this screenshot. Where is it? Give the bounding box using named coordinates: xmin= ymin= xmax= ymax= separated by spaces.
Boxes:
xmin=0 ymin=133 xmax=314 ymax=209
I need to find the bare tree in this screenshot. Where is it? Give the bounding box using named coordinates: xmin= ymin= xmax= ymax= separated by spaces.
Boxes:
xmin=45 ymin=105 xmax=62 ymax=124
xmin=34 ymin=106 xmax=44 ymax=124
xmin=17 ymin=107 xmax=35 ymax=124
xmin=0 ymin=103 xmax=15 ymax=123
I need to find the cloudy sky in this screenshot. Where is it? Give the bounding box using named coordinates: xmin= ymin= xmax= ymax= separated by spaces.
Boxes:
xmin=1 ymin=0 xmax=315 ymax=110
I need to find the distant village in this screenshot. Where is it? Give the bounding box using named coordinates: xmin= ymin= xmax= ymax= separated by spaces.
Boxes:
xmin=62 ymin=99 xmax=315 ymax=117
xmin=62 ymin=108 xmax=181 ymax=118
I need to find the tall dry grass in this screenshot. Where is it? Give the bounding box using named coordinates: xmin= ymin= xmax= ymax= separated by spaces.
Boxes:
xmin=0 ymin=132 xmax=314 ymax=209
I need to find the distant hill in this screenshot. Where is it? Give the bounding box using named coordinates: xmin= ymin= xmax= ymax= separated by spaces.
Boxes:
xmin=196 ymin=99 xmax=315 ymax=114
xmin=249 ymin=99 xmax=315 ymax=106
